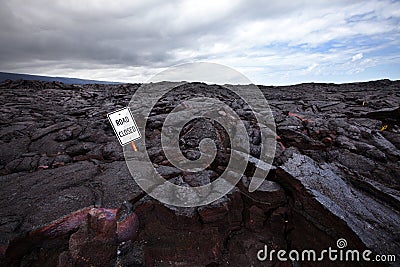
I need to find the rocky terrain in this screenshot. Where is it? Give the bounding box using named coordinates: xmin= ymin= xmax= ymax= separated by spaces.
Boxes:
xmin=0 ymin=79 xmax=399 ymax=266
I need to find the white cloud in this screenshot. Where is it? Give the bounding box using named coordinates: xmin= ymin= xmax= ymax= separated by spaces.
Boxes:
xmin=0 ymin=0 xmax=399 ymax=84
xmin=352 ymin=53 xmax=363 ymax=62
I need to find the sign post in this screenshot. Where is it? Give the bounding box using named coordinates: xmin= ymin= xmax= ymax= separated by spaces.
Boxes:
xmin=107 ymin=107 xmax=141 ymax=150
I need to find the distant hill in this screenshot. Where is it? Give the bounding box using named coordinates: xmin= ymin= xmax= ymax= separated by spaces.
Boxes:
xmin=0 ymin=72 xmax=121 ymax=85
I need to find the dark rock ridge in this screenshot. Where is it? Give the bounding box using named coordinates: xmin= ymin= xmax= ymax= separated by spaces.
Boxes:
xmin=0 ymin=79 xmax=399 ymax=266
xmin=0 ymin=72 xmax=121 ymax=85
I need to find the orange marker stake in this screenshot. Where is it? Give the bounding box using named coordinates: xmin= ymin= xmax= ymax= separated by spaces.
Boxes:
xmin=130 ymin=141 xmax=138 ymax=152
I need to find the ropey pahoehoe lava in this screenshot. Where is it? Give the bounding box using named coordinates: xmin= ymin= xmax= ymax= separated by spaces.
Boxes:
xmin=0 ymin=79 xmax=399 ymax=266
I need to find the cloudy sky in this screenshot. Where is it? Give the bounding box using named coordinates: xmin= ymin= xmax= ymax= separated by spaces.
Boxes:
xmin=1 ymin=0 xmax=399 ymax=85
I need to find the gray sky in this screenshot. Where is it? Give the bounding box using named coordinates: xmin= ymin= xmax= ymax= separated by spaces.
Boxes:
xmin=1 ymin=0 xmax=399 ymax=85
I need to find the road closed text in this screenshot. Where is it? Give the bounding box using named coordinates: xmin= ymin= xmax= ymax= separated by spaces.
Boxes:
xmin=118 ymin=125 xmax=137 ymax=138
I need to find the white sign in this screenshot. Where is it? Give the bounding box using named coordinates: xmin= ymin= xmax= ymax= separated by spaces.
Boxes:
xmin=107 ymin=107 xmax=141 ymax=146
